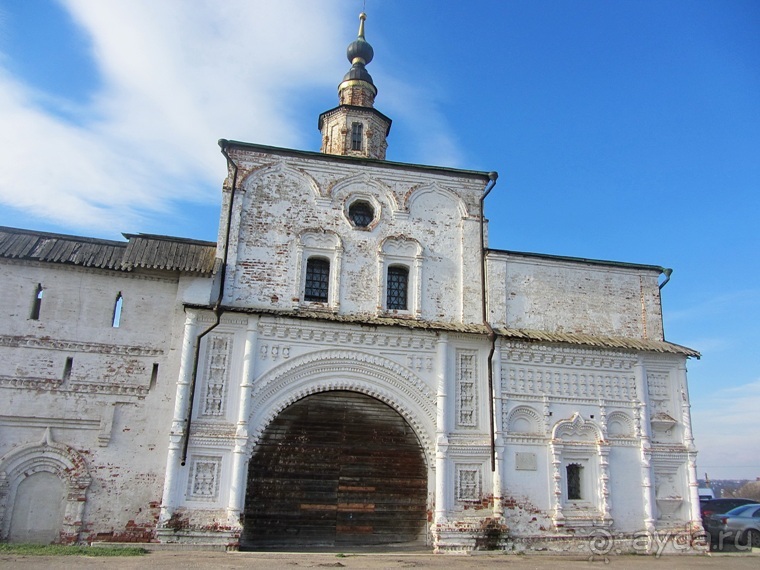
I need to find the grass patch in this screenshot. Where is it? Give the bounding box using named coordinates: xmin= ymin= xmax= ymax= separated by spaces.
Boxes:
xmin=0 ymin=544 xmax=147 ymax=556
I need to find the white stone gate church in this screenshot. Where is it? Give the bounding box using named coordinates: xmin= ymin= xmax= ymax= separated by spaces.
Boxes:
xmin=0 ymin=14 xmax=702 ymax=552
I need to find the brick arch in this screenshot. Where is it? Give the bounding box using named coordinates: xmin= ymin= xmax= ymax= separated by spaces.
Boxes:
xmin=249 ymin=349 xmax=436 ymax=465
xmin=405 ymin=182 xmax=469 ymax=218
xmin=329 ymin=172 xmax=400 ymax=213
xmin=240 ymin=160 xmax=321 ymax=199
xmin=0 ymin=430 xmax=91 ymax=543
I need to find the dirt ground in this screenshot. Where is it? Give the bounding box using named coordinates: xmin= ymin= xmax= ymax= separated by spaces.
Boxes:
xmin=1 ymin=549 xmax=758 ymax=570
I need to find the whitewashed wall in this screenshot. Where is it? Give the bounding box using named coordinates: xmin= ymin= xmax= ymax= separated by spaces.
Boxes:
xmin=487 ymin=252 xmax=665 ymax=340
xmin=219 ymin=147 xmax=490 ymax=325
xmin=0 ymin=259 xmax=200 ymax=542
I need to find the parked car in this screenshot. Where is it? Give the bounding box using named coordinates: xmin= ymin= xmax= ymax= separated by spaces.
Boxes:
xmin=701 ymin=498 xmax=757 ymax=528
xmin=705 ymin=503 xmax=760 ymax=548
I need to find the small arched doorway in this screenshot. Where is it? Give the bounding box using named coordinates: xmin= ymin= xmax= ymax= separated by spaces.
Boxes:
xmin=9 ymin=472 xmax=65 ymax=543
xmin=242 ymin=391 xmax=428 ymax=548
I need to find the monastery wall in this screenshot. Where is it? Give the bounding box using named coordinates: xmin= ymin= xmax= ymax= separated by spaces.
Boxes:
xmin=487 ymin=252 xmax=665 ymax=340
xmin=0 ymin=260 xmax=196 ymax=543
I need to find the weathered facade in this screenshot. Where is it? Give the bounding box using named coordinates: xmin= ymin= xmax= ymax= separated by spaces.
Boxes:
xmin=0 ymin=14 xmax=703 ymax=553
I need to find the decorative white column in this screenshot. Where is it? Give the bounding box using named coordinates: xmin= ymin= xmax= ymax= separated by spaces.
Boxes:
xmin=677 ymin=359 xmax=702 ymax=528
xmin=413 ymin=254 xmax=423 ymax=318
xmin=598 ymin=444 xmax=612 ymax=524
xmin=159 ymin=310 xmax=199 ymax=524
xmin=491 ymin=340 xmax=504 ymax=518
xmin=227 ymin=316 xmax=259 ymax=526
xmin=434 ymin=333 xmax=450 ymax=524
xmin=634 ymin=357 xmax=656 ymax=532
xmin=550 ymin=442 xmax=565 ymax=527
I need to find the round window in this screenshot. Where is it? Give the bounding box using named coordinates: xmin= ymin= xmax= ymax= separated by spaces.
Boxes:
xmin=348 ymin=200 xmax=374 ymax=228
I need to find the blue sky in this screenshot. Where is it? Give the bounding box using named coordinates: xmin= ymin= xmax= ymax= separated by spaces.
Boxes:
xmin=0 ymin=0 xmax=758 ymax=480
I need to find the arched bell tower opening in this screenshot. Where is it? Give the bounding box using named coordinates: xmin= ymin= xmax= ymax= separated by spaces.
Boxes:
xmin=241 ymin=390 xmax=428 ymax=549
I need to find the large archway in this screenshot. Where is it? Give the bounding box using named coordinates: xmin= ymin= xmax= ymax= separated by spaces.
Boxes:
xmin=242 ymin=391 xmax=428 ymax=548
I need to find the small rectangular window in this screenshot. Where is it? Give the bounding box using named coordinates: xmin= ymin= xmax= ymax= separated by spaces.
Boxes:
xmin=112 ymin=292 xmax=123 ymax=327
xmin=30 ymin=284 xmax=43 ymax=320
xmin=150 ymin=363 xmax=159 ymax=390
xmin=386 ymin=266 xmax=408 ymax=310
xmin=351 ymin=122 xmax=363 ymax=151
xmin=63 ymin=357 xmax=73 ymax=381
xmin=304 ymin=257 xmax=330 ymax=302
xmin=566 ymin=463 xmax=583 ymax=500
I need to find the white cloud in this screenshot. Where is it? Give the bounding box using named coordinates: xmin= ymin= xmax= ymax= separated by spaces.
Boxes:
xmin=0 ymin=0 xmax=349 ymax=235
xmin=0 ymin=1 xmax=467 ymax=238
xmin=691 ymin=378 xmax=760 ymax=480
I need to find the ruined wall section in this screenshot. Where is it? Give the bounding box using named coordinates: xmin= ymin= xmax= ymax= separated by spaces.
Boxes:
xmin=219 ymin=147 xmax=488 ymax=325
xmin=487 ymin=252 xmax=665 ymax=340
xmin=0 ymin=259 xmax=197 ymax=542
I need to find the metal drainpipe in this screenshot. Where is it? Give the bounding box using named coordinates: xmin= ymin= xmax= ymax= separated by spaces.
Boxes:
xmin=179 ymin=140 xmax=239 ymax=466
xmin=479 ymin=172 xmax=499 ymax=472
xmin=658 ymin=267 xmax=673 ymax=290
xmin=655 ymin=267 xmax=673 ymax=342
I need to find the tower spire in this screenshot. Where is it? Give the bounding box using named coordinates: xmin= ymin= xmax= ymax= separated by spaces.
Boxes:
xmin=318 ymin=12 xmax=391 ymax=160
xmin=358 ymin=11 xmax=366 ymax=40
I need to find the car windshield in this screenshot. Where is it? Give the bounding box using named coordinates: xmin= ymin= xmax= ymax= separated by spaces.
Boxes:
xmin=724 ymin=504 xmax=760 ymax=516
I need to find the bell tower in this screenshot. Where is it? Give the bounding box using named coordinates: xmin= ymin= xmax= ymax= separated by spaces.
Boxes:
xmin=319 ymin=13 xmax=391 ymax=160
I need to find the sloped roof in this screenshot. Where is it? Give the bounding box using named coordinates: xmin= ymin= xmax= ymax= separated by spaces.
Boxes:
xmin=183 ymin=304 xmax=491 ymax=334
xmin=495 ymin=327 xmax=700 ymax=358
xmin=0 ymin=226 xmax=217 ymax=275
xmin=0 ymin=226 xmax=126 ymax=269
xmin=122 ymin=234 xmax=217 ymax=274
xmin=184 ymin=303 xmax=700 ymax=357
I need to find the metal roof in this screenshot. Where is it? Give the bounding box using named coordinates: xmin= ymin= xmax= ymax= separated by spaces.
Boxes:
xmin=487 ymin=248 xmax=666 ymax=273
xmin=0 ymin=226 xmax=217 ymax=275
xmin=219 ymin=139 xmax=494 ymax=181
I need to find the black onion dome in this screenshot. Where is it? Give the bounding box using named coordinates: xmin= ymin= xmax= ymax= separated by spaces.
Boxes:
xmin=343 ymin=63 xmax=374 ymax=84
xmin=347 ymin=37 xmax=373 ymax=66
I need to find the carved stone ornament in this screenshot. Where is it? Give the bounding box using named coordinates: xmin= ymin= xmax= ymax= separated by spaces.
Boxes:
xmin=249 ymin=349 xmax=435 ymax=463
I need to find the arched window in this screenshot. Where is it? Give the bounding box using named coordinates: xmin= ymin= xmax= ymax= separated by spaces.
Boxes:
xmin=297 ymin=231 xmax=342 ymax=310
xmin=304 ymin=257 xmax=330 ymax=302
xmin=386 ymin=265 xmax=409 ymax=310
xmin=379 ymin=237 xmax=422 ymax=316
xmin=112 ymin=292 xmax=123 ymax=327
xmin=30 ymin=284 xmax=43 ymax=320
